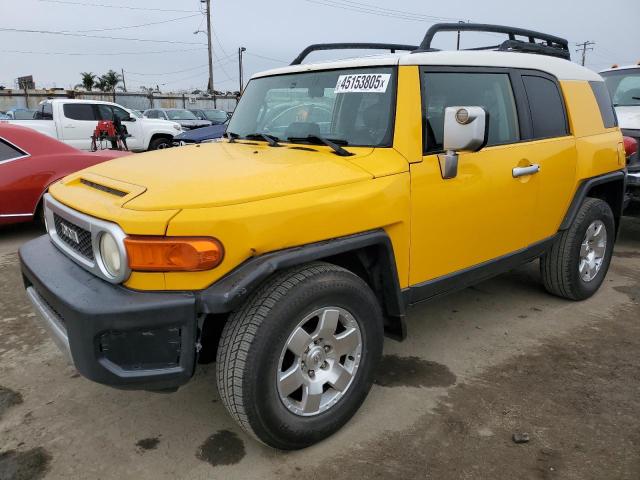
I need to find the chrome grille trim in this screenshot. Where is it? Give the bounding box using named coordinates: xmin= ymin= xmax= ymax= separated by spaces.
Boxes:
xmin=43 ymin=193 xmax=131 ymax=284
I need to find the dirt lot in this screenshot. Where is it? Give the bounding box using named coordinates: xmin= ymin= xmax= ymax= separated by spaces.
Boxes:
xmin=1 ymin=218 xmax=639 ymax=480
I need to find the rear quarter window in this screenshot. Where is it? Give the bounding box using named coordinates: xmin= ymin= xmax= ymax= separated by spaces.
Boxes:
xmin=0 ymin=138 xmax=28 ymax=163
xmin=63 ymin=104 xmax=97 ymax=121
xmin=522 ymin=75 xmax=568 ymax=139
xmin=590 ymin=81 xmax=618 ymax=129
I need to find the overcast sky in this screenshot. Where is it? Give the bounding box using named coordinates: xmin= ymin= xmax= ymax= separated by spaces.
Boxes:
xmin=1 ymin=0 xmax=639 ymax=92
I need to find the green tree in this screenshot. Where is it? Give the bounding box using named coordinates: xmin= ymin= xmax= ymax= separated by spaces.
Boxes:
xmin=99 ymin=70 xmax=121 ymax=94
xmin=79 ymin=72 xmax=96 ymax=91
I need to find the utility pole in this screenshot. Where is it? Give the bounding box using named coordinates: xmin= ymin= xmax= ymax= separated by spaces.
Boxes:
xmin=204 ymin=0 xmax=215 ymax=106
xmin=456 ymin=20 xmax=465 ymax=50
xmin=121 ymin=68 xmax=127 ymax=92
xmin=575 ymin=41 xmax=595 ymax=66
xmin=238 ymin=47 xmax=246 ymax=95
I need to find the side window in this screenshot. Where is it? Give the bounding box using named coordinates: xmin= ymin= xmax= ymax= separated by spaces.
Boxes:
xmin=63 ymin=104 xmax=97 ymax=121
xmin=590 ymin=81 xmax=618 ymax=129
xmin=110 ymin=106 xmax=131 ymax=121
xmin=421 ymin=72 xmax=520 ymax=153
xmin=37 ymin=103 xmax=53 ymax=120
xmin=97 ymin=105 xmax=114 ymax=120
xmin=0 ymin=138 xmax=28 ymax=163
xmin=522 ymin=75 xmax=568 ymax=139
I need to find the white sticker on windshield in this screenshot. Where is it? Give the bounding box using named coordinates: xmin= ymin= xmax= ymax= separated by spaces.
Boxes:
xmin=334 ymin=73 xmax=391 ymax=94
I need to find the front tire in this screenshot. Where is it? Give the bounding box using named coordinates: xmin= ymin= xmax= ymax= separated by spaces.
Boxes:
xmin=216 ymin=262 xmax=384 ymax=450
xmin=148 ymin=137 xmax=172 ymax=150
xmin=541 ymin=198 xmax=615 ymax=300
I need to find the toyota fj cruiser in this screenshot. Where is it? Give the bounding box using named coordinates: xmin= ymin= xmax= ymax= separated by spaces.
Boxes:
xmin=20 ymin=24 xmax=626 ymax=450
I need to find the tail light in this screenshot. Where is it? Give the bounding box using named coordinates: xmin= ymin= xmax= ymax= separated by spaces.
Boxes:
xmin=624 ymin=136 xmax=638 ymax=158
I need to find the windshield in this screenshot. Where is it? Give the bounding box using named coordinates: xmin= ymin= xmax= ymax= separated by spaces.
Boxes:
xmin=602 ymin=69 xmax=640 ymax=107
xmin=167 ymin=109 xmax=198 ymax=120
xmin=11 ymin=109 xmax=37 ymax=120
xmin=227 ymin=67 xmax=396 ymax=146
xmin=204 ymin=109 xmax=229 ymax=122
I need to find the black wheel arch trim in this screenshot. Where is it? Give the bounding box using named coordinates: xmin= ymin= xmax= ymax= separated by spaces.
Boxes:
xmin=559 ymin=170 xmax=626 ymax=231
xmin=196 ymin=229 xmax=407 ymax=340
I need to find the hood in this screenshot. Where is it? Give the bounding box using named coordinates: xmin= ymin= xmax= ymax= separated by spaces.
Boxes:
xmin=615 ymin=106 xmax=640 ymax=130
xmin=175 ymin=124 xmax=226 ymax=142
xmin=175 ymin=119 xmax=212 ymax=129
xmin=82 ymin=141 xmax=376 ymax=210
xmin=137 ymin=117 xmax=182 ymax=130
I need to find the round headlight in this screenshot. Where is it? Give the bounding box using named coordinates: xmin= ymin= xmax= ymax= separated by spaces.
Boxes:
xmin=99 ymin=232 xmax=122 ymax=277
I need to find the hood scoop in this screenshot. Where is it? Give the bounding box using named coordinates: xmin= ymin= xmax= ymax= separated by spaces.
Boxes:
xmin=80 ymin=178 xmax=127 ymax=197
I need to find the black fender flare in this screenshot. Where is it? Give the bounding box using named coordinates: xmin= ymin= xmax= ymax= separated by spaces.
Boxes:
xmin=559 ymin=170 xmax=626 ymax=231
xmin=196 ymin=229 xmax=407 ymax=339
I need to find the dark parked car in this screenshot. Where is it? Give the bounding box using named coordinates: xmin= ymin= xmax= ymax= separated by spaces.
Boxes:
xmin=143 ymin=108 xmax=211 ymax=130
xmin=173 ymin=121 xmax=227 ymax=145
xmin=189 ymin=108 xmax=230 ymax=125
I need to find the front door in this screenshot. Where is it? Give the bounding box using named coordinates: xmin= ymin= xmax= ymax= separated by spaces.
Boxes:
xmin=98 ymin=105 xmax=143 ymax=151
xmin=409 ymin=69 xmax=539 ymax=286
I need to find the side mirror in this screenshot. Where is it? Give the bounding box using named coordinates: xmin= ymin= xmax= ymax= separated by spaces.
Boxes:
xmin=438 ymin=106 xmax=488 ymax=179
xmin=126 ymin=116 xmax=135 ymax=122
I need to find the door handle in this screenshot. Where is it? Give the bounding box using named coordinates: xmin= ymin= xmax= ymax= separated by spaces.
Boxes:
xmin=512 ymin=164 xmax=540 ymax=178
xmin=65 ymin=125 xmax=75 ymax=128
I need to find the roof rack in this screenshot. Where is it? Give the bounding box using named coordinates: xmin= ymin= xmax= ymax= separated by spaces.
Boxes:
xmin=290 ymin=43 xmax=418 ymax=65
xmin=414 ymin=23 xmax=570 ymax=60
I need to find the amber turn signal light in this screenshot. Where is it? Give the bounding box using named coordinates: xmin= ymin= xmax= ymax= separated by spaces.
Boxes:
xmin=124 ymin=236 xmax=224 ymax=272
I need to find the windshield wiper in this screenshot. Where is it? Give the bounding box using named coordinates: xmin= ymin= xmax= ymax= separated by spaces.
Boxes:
xmin=244 ymin=133 xmax=282 ymax=147
xmin=224 ymin=131 xmax=239 ymax=143
xmin=287 ymin=135 xmax=354 ymax=157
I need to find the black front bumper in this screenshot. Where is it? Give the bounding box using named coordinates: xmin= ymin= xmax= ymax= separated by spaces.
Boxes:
xmin=20 ymin=236 xmax=198 ymax=391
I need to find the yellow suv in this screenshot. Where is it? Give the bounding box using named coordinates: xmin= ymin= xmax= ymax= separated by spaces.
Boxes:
xmin=20 ymin=24 xmax=626 ymax=450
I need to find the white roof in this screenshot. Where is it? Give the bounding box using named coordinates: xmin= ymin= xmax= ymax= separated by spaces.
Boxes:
xmin=43 ymin=98 xmax=117 ymax=105
xmin=253 ymin=50 xmax=602 ymax=82
xmin=600 ymin=64 xmax=640 ymax=74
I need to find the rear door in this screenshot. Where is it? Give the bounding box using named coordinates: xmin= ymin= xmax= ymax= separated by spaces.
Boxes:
xmin=60 ymin=103 xmax=98 ymax=150
xmin=517 ymin=72 xmax=576 ymax=241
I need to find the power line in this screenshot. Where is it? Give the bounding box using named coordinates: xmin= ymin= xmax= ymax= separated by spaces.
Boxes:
xmin=124 ymin=55 xmax=236 ymax=76
xmin=37 ymin=0 xmax=199 ymax=13
xmin=245 ymin=52 xmax=289 ymax=63
xmin=0 ymin=27 xmax=207 ymax=45
xmin=303 ymin=0 xmax=460 ymax=23
xmin=315 ymin=0 xmax=460 ymax=21
xmin=70 ymin=14 xmax=201 ymax=33
xmin=0 ymin=47 xmax=206 ymax=56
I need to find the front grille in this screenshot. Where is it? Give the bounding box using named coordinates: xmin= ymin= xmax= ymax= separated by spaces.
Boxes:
xmin=53 ymin=213 xmax=94 ymax=260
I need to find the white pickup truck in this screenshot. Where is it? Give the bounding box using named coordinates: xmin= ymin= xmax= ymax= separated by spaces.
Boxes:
xmin=4 ymin=99 xmax=183 ymax=151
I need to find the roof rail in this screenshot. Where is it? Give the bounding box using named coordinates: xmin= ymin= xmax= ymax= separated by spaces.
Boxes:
xmin=414 ymin=23 xmax=570 ymax=60
xmin=290 ymin=43 xmax=418 ymax=66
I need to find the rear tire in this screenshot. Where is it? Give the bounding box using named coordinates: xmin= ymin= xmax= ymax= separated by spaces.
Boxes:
xmin=216 ymin=262 xmax=384 ymax=450
xmin=540 ymin=198 xmax=615 ymax=300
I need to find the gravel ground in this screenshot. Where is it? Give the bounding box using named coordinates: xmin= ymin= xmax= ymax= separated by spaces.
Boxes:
xmin=0 ymin=217 xmax=638 ymax=480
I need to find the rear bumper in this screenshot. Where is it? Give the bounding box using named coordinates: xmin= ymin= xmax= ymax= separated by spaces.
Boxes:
xmin=20 ymin=235 xmax=198 ymax=391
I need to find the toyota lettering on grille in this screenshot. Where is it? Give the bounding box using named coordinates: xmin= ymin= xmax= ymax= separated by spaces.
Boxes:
xmin=59 ymin=222 xmax=80 ymax=245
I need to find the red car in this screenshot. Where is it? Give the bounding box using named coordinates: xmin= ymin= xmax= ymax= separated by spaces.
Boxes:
xmin=0 ymin=123 xmax=130 ymax=226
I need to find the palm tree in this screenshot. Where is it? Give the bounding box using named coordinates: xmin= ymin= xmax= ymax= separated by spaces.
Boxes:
xmin=79 ymin=72 xmax=96 ymax=91
xmin=100 ymin=70 xmax=121 ymax=94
